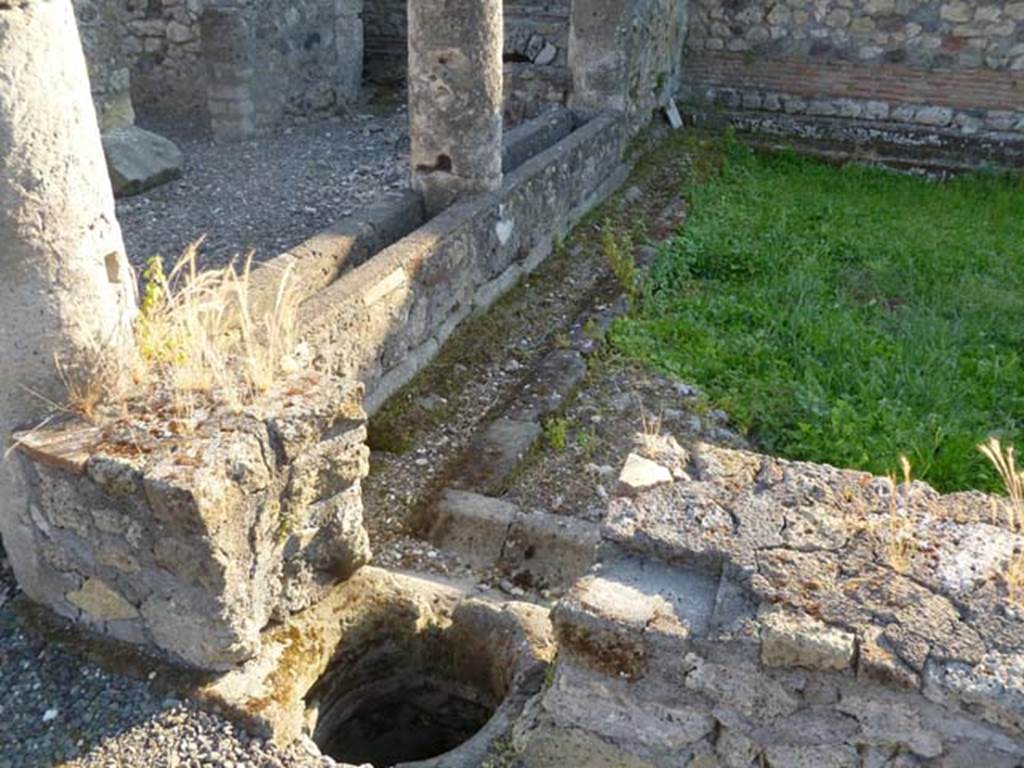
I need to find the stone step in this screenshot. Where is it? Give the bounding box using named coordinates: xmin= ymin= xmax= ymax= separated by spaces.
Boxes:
xmin=551 ymin=556 xmax=722 ymax=679
xmin=431 ymin=489 xmax=600 ymax=591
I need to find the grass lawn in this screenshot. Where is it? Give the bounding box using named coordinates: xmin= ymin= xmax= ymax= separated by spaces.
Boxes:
xmin=613 ymin=137 xmax=1024 ymax=492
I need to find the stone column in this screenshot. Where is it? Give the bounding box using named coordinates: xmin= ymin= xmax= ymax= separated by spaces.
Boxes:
xmin=0 ymin=0 xmax=137 ymax=603
xmin=408 ymin=0 xmax=503 ymax=215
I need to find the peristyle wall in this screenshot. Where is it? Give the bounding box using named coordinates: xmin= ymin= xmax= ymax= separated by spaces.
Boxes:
xmin=682 ymin=0 xmax=1024 ymax=147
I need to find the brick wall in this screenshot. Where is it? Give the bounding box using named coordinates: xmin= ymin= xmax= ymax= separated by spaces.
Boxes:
xmin=682 ymin=0 xmax=1024 ymax=146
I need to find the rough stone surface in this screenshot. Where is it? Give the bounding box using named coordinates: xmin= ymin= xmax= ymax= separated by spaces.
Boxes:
xmin=102 ymin=125 xmax=184 ymax=197
xmin=521 ymin=441 xmax=1024 ymax=766
xmin=13 ymin=373 xmax=371 ymax=670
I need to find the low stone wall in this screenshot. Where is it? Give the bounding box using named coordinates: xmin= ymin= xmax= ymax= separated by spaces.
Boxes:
xmin=246 ymin=108 xmax=578 ymax=317
xmin=681 ymin=0 xmax=1024 ymax=157
xmin=126 ymin=0 xmax=205 ymax=116
xmin=12 ymin=375 xmax=370 ymax=670
xmin=296 ymin=111 xmax=628 ymax=415
xmin=687 ymin=0 xmax=1024 ymax=70
xmin=517 ymin=442 xmax=1024 ymax=766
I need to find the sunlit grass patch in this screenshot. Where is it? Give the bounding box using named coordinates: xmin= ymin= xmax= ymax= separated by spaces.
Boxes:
xmin=614 ymin=140 xmax=1024 ymax=492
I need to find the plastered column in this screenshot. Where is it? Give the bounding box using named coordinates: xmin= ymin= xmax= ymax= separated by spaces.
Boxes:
xmin=408 ymin=0 xmax=503 ymax=215
xmin=0 ymin=0 xmax=137 ymax=603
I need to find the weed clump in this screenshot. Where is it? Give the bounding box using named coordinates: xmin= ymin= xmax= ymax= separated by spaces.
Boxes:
xmin=544 ymin=416 xmax=570 ymax=452
xmin=58 ymin=239 xmax=301 ymax=426
xmin=134 ymin=240 xmax=300 ymax=415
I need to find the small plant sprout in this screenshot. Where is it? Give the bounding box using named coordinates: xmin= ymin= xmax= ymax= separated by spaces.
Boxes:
xmin=602 ymin=224 xmax=638 ymax=306
xmin=637 ymin=402 xmax=664 ymax=458
xmin=978 ymin=437 xmax=1024 ymax=606
xmin=883 ymin=455 xmax=914 ymax=573
xmin=544 ymin=416 xmax=570 ymax=452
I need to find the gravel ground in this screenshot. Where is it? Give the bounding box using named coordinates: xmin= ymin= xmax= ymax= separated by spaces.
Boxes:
xmin=0 ymin=558 xmax=331 ymax=768
xmin=116 ymin=106 xmax=409 ymax=272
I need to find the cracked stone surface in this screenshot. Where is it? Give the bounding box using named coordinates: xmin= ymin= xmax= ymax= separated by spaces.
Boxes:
xmin=520 ymin=440 xmax=1024 ymax=766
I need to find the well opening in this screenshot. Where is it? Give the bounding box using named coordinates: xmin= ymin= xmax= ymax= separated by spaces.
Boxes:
xmin=313 ymin=672 xmax=496 ymax=766
xmin=305 ymin=597 xmax=524 ymax=768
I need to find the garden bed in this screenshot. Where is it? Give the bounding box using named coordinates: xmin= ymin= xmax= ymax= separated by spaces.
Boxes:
xmin=614 ymin=136 xmax=1024 ymax=492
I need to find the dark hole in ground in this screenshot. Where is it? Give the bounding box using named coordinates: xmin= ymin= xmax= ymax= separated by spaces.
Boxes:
xmin=317 ymin=677 xmax=494 ymax=767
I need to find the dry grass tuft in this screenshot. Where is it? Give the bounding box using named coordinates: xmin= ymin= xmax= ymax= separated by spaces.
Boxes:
xmin=979 ymin=437 xmax=1024 ymax=605
xmin=636 ymin=402 xmax=664 ymax=459
xmin=54 ymin=350 xmax=108 ymax=421
xmin=131 ymin=239 xmax=300 ymax=418
xmin=882 ymin=455 xmax=915 ymax=573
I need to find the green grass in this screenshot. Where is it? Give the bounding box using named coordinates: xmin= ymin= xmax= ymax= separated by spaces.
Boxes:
xmin=613 ymin=139 xmax=1024 ymax=492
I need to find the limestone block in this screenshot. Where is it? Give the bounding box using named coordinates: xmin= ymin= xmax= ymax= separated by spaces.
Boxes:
xmin=102 ymin=126 xmax=184 ymax=197
xmin=914 ymin=106 xmax=954 ymax=126
xmin=617 ymin=453 xmax=673 ymax=497
xmin=760 ymin=606 xmax=855 ymax=671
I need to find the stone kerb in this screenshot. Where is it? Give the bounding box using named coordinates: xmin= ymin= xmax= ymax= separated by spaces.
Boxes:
xmin=297 ymin=111 xmax=627 ymax=415
xmin=518 ymin=441 xmax=1024 ymax=766
xmin=13 ymin=373 xmax=371 ymax=671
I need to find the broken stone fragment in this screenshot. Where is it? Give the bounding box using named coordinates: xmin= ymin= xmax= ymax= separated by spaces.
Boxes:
xmin=102 ymin=125 xmax=183 ymax=197
xmin=760 ymin=605 xmax=855 ymax=671
xmin=617 ymin=453 xmax=673 ymax=496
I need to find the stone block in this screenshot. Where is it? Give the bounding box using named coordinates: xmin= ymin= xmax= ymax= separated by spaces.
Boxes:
xmin=101 ymin=126 xmax=184 ymax=197
xmin=617 ymin=453 xmax=673 ymax=497
xmin=66 ymin=578 xmax=138 ymax=621
xmin=431 ymin=489 xmax=518 ymax=569
xmin=15 ymin=374 xmax=371 ymax=670
xmin=760 ymin=606 xmax=855 ymax=671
